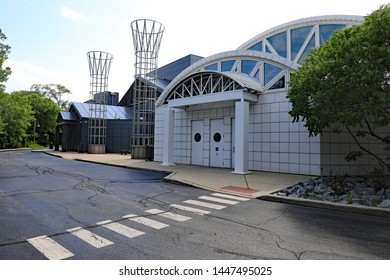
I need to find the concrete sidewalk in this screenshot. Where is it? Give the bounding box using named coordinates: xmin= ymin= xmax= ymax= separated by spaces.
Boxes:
xmin=44 ymin=150 xmax=312 ymax=198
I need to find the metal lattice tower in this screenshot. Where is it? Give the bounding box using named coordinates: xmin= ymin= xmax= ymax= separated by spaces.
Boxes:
xmin=87 ymin=51 xmax=113 ymax=154
xmin=131 ymin=19 xmax=164 ymax=159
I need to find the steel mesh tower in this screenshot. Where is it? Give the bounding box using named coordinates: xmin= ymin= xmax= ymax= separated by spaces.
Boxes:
xmin=87 ymin=51 xmax=114 ymax=154
xmin=130 ymin=19 xmax=164 ymax=159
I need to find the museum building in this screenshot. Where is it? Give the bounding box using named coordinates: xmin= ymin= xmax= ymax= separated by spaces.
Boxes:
xmin=153 ymin=15 xmax=382 ymax=176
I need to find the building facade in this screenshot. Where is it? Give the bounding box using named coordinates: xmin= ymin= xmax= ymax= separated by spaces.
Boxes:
xmin=153 ymin=15 xmax=383 ymax=176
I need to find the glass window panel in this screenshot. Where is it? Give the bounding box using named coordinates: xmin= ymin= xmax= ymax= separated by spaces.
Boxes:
xmin=298 ymin=34 xmax=316 ymax=64
xmin=265 ymin=45 xmax=272 ymax=54
xmin=254 ymin=69 xmax=260 ymax=80
xmin=320 ymin=24 xmax=345 ymax=45
xmin=248 ymin=41 xmax=262 ymax=51
xmin=241 ymin=60 xmax=257 ymax=75
xmin=269 ymin=76 xmax=285 ymax=90
xmin=264 ymin=63 xmax=283 ymax=85
xmin=267 ymin=32 xmax=287 ymax=58
xmin=205 ymin=63 xmax=218 ymax=71
xmin=221 ymin=60 xmax=235 ymax=72
xmin=291 ymin=26 xmax=312 ymax=60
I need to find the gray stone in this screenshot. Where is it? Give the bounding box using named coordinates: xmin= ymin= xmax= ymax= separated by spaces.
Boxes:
xmin=379 ymin=200 xmax=390 ymax=208
xmin=362 ymin=188 xmax=376 ymax=196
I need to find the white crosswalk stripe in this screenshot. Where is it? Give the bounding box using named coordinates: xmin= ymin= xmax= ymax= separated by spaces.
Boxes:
xmin=27 ymin=235 xmax=74 ymax=260
xmin=183 ymin=199 xmax=226 ymax=210
xmin=145 ymin=209 xmax=191 ymax=222
xmin=26 ymin=192 xmax=250 ymax=259
xmin=198 ymin=195 xmax=239 ymax=205
xmin=66 ymin=227 xmax=113 ymax=248
xmin=96 ymin=220 xmax=145 ymax=239
xmin=211 ymin=193 xmax=250 ymax=201
xmin=170 ymin=204 xmax=211 ymax=215
xmin=122 ymin=214 xmax=169 ymax=229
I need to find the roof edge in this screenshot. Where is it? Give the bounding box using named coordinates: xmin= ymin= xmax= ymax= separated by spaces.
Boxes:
xmin=237 ymin=15 xmax=364 ymax=50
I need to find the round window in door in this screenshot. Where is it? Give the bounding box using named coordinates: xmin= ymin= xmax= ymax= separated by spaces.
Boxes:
xmin=213 ymin=133 xmax=222 ymax=142
xmin=194 ymin=133 xmax=201 ymax=142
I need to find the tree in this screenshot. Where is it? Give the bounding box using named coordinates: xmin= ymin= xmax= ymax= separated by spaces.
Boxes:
xmin=30 ymin=83 xmax=72 ymax=110
xmin=287 ymin=5 xmax=390 ymax=171
xmin=13 ymin=91 xmax=61 ymax=145
xmin=0 ymin=92 xmax=34 ymax=148
xmin=0 ymin=28 xmax=11 ymax=93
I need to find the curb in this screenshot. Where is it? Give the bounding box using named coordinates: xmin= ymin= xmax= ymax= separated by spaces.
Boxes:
xmin=0 ymin=148 xmax=32 ymax=153
xmin=40 ymin=150 xmax=390 ymax=218
xmin=260 ymin=194 xmax=390 ymax=218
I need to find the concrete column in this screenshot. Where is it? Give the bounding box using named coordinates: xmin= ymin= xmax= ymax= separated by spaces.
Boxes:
xmin=162 ymin=107 xmax=175 ymax=166
xmin=233 ymin=100 xmax=250 ymax=174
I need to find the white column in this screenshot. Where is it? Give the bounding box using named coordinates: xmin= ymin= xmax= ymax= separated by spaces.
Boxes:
xmin=233 ymin=100 xmax=250 ymax=174
xmin=162 ymin=107 xmax=174 ymax=166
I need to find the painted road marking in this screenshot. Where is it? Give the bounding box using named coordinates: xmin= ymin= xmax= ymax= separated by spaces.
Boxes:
xmin=122 ymin=214 xmax=169 ymax=230
xmin=27 ymin=235 xmax=74 ymax=260
xmin=183 ymin=199 xmax=226 ymax=210
xmin=211 ymin=193 xmax=250 ymax=201
xmin=66 ymin=227 xmax=113 ymax=248
xmin=170 ymin=204 xmax=211 ymax=215
xmin=96 ymin=220 xmax=145 ymax=239
xmin=145 ymin=209 xmax=191 ymax=222
xmin=198 ymin=195 xmax=239 ymax=205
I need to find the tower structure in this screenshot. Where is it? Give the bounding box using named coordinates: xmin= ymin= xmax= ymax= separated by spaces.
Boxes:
xmin=87 ymin=51 xmax=113 ymax=154
xmin=130 ymin=19 xmax=164 ymax=159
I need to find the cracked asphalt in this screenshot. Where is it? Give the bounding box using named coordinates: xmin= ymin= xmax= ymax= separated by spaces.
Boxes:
xmin=1 ymin=150 xmax=389 ymax=260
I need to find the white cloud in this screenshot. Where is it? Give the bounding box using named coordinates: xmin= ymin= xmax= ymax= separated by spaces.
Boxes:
xmin=60 ymin=6 xmax=88 ymax=23
xmin=3 ymin=60 xmax=90 ymax=102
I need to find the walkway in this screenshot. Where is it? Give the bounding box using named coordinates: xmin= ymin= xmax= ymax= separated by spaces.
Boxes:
xmin=45 ymin=150 xmax=312 ymax=198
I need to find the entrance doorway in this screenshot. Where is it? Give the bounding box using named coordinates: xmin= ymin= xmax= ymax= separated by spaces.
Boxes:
xmin=210 ymin=119 xmax=224 ymax=167
xmin=191 ymin=120 xmax=203 ymax=165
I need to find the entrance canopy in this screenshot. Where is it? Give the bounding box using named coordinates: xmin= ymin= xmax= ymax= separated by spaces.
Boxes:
xmin=162 ymin=71 xmax=260 ymax=108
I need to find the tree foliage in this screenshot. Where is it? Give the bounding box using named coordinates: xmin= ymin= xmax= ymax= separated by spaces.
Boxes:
xmin=287 ymin=5 xmax=390 ymax=170
xmin=0 ymin=29 xmax=65 ymax=148
xmin=0 ymin=91 xmax=61 ymax=148
xmin=31 ymin=83 xmax=72 ymax=110
xmin=14 ymin=91 xmax=61 ymax=145
xmin=0 ymin=92 xmax=34 ymax=148
xmin=0 ymin=28 xmax=11 ymax=93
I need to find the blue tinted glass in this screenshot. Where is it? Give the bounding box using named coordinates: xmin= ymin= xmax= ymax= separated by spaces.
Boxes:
xmin=248 ymin=41 xmax=262 ymax=51
xmin=267 ymin=32 xmax=287 ymax=57
xmin=320 ymin=24 xmax=345 ymax=44
xmin=269 ymin=76 xmax=285 ymax=90
xmin=265 ymin=45 xmax=272 ymax=54
xmin=264 ymin=63 xmax=283 ymax=85
xmin=241 ymin=60 xmax=257 ymax=75
xmin=254 ymin=69 xmax=260 ymax=80
xmin=298 ymin=34 xmax=315 ymax=64
xmin=221 ymin=60 xmax=235 ymax=72
xmin=205 ymin=63 xmax=218 ymax=71
xmin=291 ymin=26 xmax=312 ymax=60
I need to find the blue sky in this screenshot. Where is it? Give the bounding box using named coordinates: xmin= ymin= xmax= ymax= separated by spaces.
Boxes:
xmin=0 ymin=0 xmax=387 ymax=102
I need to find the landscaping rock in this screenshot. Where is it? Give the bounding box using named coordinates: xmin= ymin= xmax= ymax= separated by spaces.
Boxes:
xmin=379 ymin=200 xmax=390 ymax=208
xmin=278 ymin=175 xmax=390 ymax=208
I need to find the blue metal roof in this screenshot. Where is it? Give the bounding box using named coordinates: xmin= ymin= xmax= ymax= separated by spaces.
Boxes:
xmin=71 ymin=102 xmax=133 ymax=120
xmin=60 ymin=112 xmax=77 ymax=121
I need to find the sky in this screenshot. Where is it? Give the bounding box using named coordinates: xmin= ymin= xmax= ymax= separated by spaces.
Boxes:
xmin=0 ymin=0 xmax=388 ymax=103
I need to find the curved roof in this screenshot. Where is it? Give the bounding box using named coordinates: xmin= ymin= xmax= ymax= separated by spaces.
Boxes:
xmin=156 ymin=15 xmax=364 ymax=107
xmin=237 ymin=15 xmax=364 ymax=50
xmin=156 ymin=50 xmax=297 ymax=106
xmin=162 ymin=70 xmax=262 ymax=105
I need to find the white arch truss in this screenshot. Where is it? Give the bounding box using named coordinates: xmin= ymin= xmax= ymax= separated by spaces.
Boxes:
xmin=163 ymin=71 xmax=262 ymax=104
